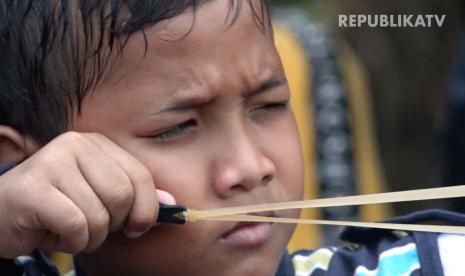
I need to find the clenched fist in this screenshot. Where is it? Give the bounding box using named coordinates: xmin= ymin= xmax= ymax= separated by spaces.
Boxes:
xmin=0 ymin=132 xmax=175 ymax=258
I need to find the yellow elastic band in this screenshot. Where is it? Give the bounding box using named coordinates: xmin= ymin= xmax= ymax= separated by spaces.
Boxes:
xmin=184 ymin=185 xmax=465 ymax=234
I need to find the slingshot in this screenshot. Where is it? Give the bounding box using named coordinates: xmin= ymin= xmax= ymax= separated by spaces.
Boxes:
xmin=156 ymin=185 xmax=465 ymax=234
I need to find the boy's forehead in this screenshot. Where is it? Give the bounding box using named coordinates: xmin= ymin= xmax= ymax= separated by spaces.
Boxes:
xmin=149 ymin=0 xmax=270 ymax=42
xmin=90 ymin=0 xmax=276 ymax=110
xmin=117 ymin=0 xmax=272 ymax=70
xmin=75 ymin=0 xmax=282 ymax=126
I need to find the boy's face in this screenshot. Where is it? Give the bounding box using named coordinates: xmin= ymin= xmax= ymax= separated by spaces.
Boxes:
xmin=74 ymin=0 xmax=303 ymax=275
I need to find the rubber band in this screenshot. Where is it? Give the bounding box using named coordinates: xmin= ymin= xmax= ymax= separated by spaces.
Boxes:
xmin=183 ymin=185 xmax=465 ymax=234
xmin=186 ymin=185 xmax=465 ymax=221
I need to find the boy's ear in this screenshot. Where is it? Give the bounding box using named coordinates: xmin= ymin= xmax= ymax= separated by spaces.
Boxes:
xmin=0 ymin=125 xmax=39 ymax=164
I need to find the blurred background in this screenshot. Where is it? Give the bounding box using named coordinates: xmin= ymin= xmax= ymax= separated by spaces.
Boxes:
xmin=273 ymin=0 xmax=463 ymax=212
xmin=270 ymin=0 xmax=465 ymax=247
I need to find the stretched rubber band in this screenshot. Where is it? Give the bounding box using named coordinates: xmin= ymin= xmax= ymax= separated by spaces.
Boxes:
xmin=184 ymin=185 xmax=465 ymax=234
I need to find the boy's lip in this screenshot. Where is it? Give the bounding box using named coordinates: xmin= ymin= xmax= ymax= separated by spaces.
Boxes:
xmin=219 ymin=211 xmax=275 ymax=247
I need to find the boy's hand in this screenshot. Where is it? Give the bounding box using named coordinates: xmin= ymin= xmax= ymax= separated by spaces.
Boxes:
xmin=0 ymin=132 xmax=174 ymax=258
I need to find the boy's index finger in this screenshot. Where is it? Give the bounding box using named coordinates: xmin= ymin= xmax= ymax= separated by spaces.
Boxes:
xmin=79 ymin=133 xmax=158 ymax=233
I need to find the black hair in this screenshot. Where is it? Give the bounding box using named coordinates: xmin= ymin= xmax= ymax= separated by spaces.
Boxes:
xmin=0 ymin=0 xmax=269 ymax=144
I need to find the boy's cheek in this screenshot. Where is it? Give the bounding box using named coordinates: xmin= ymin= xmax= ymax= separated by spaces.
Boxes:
xmin=80 ymin=222 xmax=216 ymax=274
xmin=274 ymin=118 xmax=305 ymax=200
xmin=276 ymin=140 xmax=305 ymax=203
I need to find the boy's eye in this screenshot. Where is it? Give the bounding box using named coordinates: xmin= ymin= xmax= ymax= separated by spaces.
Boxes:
xmin=253 ymin=101 xmax=289 ymax=113
xmin=151 ymin=119 xmax=197 ymax=141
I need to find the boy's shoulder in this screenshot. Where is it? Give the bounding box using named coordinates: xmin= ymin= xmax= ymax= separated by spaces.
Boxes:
xmin=0 ymin=250 xmax=62 ymax=276
xmin=288 ymin=230 xmax=424 ymax=276
xmin=279 ymin=209 xmax=465 ymax=276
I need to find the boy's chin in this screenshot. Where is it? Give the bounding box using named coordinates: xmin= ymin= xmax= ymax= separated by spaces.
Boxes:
xmin=78 ymin=222 xmax=293 ymax=276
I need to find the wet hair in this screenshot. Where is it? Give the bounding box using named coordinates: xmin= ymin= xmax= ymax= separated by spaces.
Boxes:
xmin=0 ymin=0 xmax=269 ymax=143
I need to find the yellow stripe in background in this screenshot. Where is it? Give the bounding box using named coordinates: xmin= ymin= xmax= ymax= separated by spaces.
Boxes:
xmin=274 ymin=24 xmax=320 ymax=251
xmin=274 ymin=23 xmax=391 ymax=250
xmin=338 ymin=43 xmax=391 ymax=221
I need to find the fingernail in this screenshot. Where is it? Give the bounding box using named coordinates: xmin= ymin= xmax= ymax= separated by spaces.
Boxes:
xmin=156 ymin=190 xmax=176 ymax=205
xmin=124 ymin=229 xmax=147 ymax=239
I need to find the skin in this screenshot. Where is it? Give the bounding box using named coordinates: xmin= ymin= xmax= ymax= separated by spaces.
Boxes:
xmin=0 ymin=0 xmax=303 ymax=275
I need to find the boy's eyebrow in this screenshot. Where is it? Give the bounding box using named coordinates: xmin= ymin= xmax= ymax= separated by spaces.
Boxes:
xmin=152 ymin=77 xmax=287 ymax=115
xmin=245 ymin=77 xmax=288 ymax=97
xmin=153 ymin=96 xmax=215 ymax=115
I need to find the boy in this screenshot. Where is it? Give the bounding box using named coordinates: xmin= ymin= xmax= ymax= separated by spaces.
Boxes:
xmin=0 ymin=0 xmax=464 ymax=275
xmin=0 ymin=0 xmax=302 ymax=275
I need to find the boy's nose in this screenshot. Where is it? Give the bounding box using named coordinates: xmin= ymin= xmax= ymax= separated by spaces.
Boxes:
xmin=211 ymin=132 xmax=276 ymax=199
